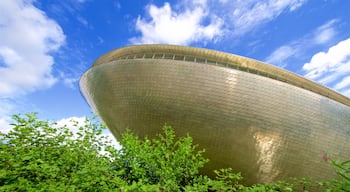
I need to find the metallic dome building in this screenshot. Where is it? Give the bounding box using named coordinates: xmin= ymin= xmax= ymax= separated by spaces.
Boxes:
xmin=80 ymin=44 xmax=350 ymax=184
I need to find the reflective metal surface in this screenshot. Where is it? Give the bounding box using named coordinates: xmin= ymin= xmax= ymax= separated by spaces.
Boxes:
xmin=80 ymin=45 xmax=350 ymax=184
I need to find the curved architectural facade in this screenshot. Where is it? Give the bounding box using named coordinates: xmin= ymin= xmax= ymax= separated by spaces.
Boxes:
xmin=80 ymin=44 xmax=350 ymax=184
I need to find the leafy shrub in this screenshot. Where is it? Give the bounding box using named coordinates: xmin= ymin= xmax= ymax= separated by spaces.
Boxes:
xmin=0 ymin=113 xmax=122 ymax=191
xmin=0 ymin=113 xmax=349 ymax=191
xmin=317 ymin=160 xmax=350 ymax=192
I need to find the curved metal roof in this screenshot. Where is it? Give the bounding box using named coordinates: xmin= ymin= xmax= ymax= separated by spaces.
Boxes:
xmin=91 ymin=44 xmax=350 ymax=107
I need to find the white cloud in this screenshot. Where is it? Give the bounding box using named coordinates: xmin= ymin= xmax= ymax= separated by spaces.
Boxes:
xmin=130 ymin=2 xmax=223 ymax=45
xmin=313 ymin=20 xmax=337 ymax=44
xmin=0 ymin=0 xmax=65 ymax=98
xmin=265 ymin=46 xmax=296 ymax=67
xmin=77 ymin=16 xmax=89 ymax=27
xmin=97 ymin=36 xmax=105 ymax=44
xmin=130 ymin=0 xmax=308 ymax=45
xmin=265 ymin=20 xmax=337 ymax=66
xmin=229 ymin=0 xmax=307 ymax=35
xmin=63 ymin=77 xmax=79 ymax=89
xmin=0 ymin=117 xmax=11 ymax=134
xmin=0 ymin=101 xmax=12 ymax=134
xmin=303 ymin=38 xmax=350 ymax=96
xmin=0 ymin=0 xmax=65 ymax=134
xmin=343 ymin=90 xmax=350 ymax=98
xmin=335 ymin=76 xmax=350 ymax=90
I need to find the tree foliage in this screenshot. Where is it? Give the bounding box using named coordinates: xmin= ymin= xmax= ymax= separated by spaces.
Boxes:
xmin=0 ymin=113 xmax=230 ymax=191
xmin=0 ymin=113 xmax=348 ymax=191
xmin=0 ymin=113 xmax=121 ymax=191
xmin=114 ymin=125 xmax=208 ymax=190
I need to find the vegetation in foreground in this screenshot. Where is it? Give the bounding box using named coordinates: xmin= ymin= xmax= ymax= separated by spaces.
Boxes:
xmin=0 ymin=113 xmax=349 ymax=191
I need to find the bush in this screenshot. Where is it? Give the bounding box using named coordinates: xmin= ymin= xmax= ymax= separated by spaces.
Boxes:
xmin=0 ymin=113 xmax=122 ymax=191
xmin=0 ymin=113 xmax=348 ymax=191
xmin=113 ymin=125 xmax=208 ymax=190
xmin=0 ymin=113 xmax=240 ymax=191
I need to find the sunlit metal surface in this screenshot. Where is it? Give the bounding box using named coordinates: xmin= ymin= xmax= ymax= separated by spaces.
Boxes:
xmin=80 ymin=44 xmax=350 ymax=184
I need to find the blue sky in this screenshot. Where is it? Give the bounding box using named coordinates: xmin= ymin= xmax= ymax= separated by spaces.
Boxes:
xmin=0 ymin=0 xmax=350 ymax=135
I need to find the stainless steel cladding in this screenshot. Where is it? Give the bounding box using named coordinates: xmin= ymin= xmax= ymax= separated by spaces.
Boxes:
xmin=80 ymin=44 xmax=350 ymax=184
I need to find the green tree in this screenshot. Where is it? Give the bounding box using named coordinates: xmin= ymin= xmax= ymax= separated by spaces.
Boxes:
xmin=1 ymin=113 xmax=346 ymax=191
xmin=0 ymin=113 xmax=246 ymax=191
xmin=0 ymin=113 xmax=122 ymax=191
xmin=113 ymin=125 xmax=208 ymax=190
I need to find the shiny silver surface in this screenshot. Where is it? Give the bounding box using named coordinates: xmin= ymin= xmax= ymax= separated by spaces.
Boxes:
xmin=80 ymin=45 xmax=350 ymax=184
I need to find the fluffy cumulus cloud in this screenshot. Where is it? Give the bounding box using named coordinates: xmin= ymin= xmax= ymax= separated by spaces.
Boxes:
xmin=303 ymin=38 xmax=350 ymax=96
xmin=0 ymin=0 xmax=65 ymax=132
xmin=130 ymin=0 xmax=307 ymax=45
xmin=0 ymin=0 xmax=65 ymax=98
xmin=130 ymin=1 xmax=223 ymax=45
